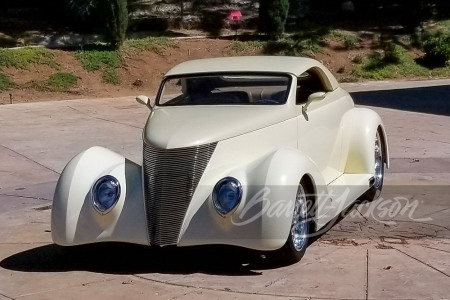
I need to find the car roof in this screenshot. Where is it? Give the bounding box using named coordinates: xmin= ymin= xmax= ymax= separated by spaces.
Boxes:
xmin=165 ymin=56 xmax=339 ymax=90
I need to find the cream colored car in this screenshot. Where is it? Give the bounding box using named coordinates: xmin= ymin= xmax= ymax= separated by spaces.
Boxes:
xmin=52 ymin=56 xmax=389 ymax=263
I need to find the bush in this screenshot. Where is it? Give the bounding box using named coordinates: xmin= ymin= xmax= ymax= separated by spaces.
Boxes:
xmin=76 ymin=49 xmax=120 ymax=84
xmin=46 ymin=72 xmax=78 ymax=91
xmin=0 ymin=47 xmax=57 ymax=69
xmin=0 ymin=72 xmax=14 ymax=91
xmin=422 ymin=32 xmax=450 ymax=66
xmin=259 ymin=0 xmax=290 ymax=39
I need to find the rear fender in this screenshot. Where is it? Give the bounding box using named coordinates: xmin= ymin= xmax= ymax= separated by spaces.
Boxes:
xmin=342 ymin=108 xmax=389 ymax=174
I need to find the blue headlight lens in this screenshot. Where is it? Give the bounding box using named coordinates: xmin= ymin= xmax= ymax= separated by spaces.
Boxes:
xmin=212 ymin=177 xmax=242 ymax=216
xmin=92 ymin=175 xmax=121 ymax=214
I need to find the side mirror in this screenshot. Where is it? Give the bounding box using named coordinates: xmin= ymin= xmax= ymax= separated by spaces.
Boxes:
xmin=136 ymin=95 xmax=153 ymax=110
xmin=302 ymin=92 xmax=326 ymax=115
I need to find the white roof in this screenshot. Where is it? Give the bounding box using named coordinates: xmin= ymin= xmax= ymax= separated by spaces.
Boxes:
xmin=165 ymin=56 xmax=339 ymax=90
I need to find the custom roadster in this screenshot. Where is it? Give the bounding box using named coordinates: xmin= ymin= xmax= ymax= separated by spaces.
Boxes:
xmin=52 ymin=56 xmax=389 ymax=262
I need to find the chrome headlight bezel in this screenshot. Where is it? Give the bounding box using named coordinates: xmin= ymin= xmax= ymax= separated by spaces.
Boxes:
xmin=91 ymin=175 xmax=121 ymax=215
xmin=212 ymin=177 xmax=243 ymax=216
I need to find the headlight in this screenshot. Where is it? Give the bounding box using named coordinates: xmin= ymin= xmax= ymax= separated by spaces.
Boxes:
xmin=212 ymin=177 xmax=242 ymax=216
xmin=91 ymin=175 xmax=121 ymax=214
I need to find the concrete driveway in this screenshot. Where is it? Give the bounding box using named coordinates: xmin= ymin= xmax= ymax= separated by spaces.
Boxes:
xmin=0 ymin=80 xmax=449 ymax=299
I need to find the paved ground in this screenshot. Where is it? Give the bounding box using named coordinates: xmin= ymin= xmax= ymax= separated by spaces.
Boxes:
xmin=0 ymin=80 xmax=449 ymax=299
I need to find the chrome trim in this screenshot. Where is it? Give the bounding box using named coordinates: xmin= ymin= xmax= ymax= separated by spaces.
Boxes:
xmin=143 ymin=141 xmax=217 ymax=246
xmin=212 ymin=177 xmax=243 ymax=217
xmin=91 ymin=175 xmax=121 ymax=215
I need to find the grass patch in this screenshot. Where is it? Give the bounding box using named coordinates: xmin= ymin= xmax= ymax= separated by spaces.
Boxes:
xmin=75 ymin=37 xmax=175 ymax=85
xmin=0 ymin=72 xmax=14 ymax=91
xmin=263 ymin=36 xmax=321 ymax=56
xmin=32 ymin=72 xmax=78 ymax=92
xmin=354 ymin=45 xmax=430 ymax=79
xmin=229 ymin=41 xmax=264 ymax=54
xmin=330 ymin=30 xmax=358 ymax=49
xmin=46 ymin=72 xmax=78 ymax=91
xmin=122 ymin=37 xmax=176 ymax=56
xmin=76 ymin=49 xmax=120 ymax=84
xmin=0 ymin=47 xmax=58 ymax=69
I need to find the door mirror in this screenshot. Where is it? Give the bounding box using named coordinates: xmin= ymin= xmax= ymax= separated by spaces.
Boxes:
xmin=302 ymin=92 xmax=326 ymax=114
xmin=136 ymin=95 xmax=153 ymax=110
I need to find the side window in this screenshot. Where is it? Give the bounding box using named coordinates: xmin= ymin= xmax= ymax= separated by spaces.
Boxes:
xmin=296 ymin=69 xmax=327 ymax=104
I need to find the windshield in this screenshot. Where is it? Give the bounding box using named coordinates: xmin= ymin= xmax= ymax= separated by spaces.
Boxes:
xmin=157 ymin=73 xmax=291 ymax=106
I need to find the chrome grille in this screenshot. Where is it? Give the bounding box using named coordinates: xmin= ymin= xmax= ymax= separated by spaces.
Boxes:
xmin=143 ymin=141 xmax=217 ymax=246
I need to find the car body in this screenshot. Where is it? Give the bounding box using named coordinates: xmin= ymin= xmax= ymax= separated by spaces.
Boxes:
xmin=51 ymin=56 xmax=389 ymax=262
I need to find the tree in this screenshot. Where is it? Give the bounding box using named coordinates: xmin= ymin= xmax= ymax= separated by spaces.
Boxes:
xmin=66 ymin=0 xmax=128 ymax=49
xmin=104 ymin=0 xmax=128 ymax=49
xmin=259 ymin=0 xmax=290 ymax=39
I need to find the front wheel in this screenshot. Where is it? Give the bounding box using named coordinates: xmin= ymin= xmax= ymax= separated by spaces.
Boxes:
xmin=361 ymin=130 xmax=385 ymax=201
xmin=272 ymin=181 xmax=311 ymax=264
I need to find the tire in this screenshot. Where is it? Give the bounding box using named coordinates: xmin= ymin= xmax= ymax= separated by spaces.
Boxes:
xmin=272 ymin=180 xmax=311 ymax=264
xmin=361 ymin=130 xmax=385 ymax=201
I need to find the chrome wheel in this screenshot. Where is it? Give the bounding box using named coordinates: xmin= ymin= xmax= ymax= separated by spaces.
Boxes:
xmin=374 ymin=131 xmax=383 ymax=189
xmin=291 ymin=184 xmax=309 ymax=251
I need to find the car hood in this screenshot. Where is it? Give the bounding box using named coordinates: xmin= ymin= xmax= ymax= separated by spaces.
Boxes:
xmin=144 ymin=105 xmax=296 ymax=149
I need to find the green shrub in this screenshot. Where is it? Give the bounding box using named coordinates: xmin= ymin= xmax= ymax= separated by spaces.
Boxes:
xmin=46 ymin=72 xmax=78 ymax=91
xmin=0 ymin=47 xmax=57 ymax=69
xmin=0 ymin=72 xmax=14 ymax=91
xmin=102 ymin=68 xmax=120 ymax=85
xmin=122 ymin=37 xmax=176 ymax=57
xmin=259 ymin=0 xmax=290 ymax=39
xmin=422 ymin=32 xmax=450 ymax=66
xmin=76 ymin=50 xmax=120 ymax=72
xmin=354 ymin=45 xmax=429 ymax=80
xmin=331 ymin=30 xmax=358 ymax=49
xmin=263 ymin=35 xmax=321 ymax=56
xmin=76 ymin=49 xmax=120 ymax=84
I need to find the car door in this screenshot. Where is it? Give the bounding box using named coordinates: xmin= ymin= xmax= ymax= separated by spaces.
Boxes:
xmin=296 ymin=68 xmax=348 ymax=185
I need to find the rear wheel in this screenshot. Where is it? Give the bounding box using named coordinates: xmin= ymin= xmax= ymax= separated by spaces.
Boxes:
xmin=361 ymin=130 xmax=385 ymax=201
xmin=273 ymin=180 xmax=311 ymax=264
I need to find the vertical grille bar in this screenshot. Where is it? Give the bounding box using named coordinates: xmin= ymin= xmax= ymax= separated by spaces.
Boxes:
xmin=143 ymin=141 xmax=217 ymax=246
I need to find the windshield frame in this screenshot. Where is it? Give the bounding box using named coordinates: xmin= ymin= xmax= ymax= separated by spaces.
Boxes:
xmin=156 ymin=71 xmax=293 ymax=107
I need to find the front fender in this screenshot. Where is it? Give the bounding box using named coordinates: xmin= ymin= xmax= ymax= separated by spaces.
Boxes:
xmin=178 ymin=147 xmax=327 ymax=251
xmin=51 ymin=146 xmax=148 ymax=246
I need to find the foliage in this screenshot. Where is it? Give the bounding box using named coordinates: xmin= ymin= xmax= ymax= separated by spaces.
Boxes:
xmin=422 ymin=31 xmax=450 ymax=66
xmin=263 ymin=33 xmax=322 ymax=55
xmin=102 ymin=68 xmax=120 ymax=85
xmin=228 ymin=41 xmax=264 ymax=54
xmin=0 ymin=47 xmax=57 ymax=69
xmin=32 ymin=72 xmax=78 ymax=91
xmin=259 ymin=0 xmax=290 ymax=39
xmin=122 ymin=37 xmax=176 ymax=56
xmin=105 ymin=0 xmax=128 ymax=49
xmin=331 ymin=30 xmax=358 ymax=49
xmin=66 ymin=0 xmax=128 ymax=49
xmin=354 ymin=45 xmax=429 ymax=79
xmin=45 ymin=72 xmax=78 ymax=91
xmin=76 ymin=49 xmax=120 ymax=84
xmin=0 ymin=72 xmax=14 ymax=91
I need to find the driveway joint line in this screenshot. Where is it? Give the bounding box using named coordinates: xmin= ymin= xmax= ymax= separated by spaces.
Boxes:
xmin=394 ymin=248 xmax=450 ymax=278
xmin=132 ymin=274 xmax=349 ymax=299
xmin=0 ymin=194 xmax=52 ymax=201
xmin=67 ymin=106 xmax=142 ymax=129
xmin=365 ymin=249 xmax=369 ymax=300
xmin=0 ymin=145 xmax=60 ymax=175
xmin=419 ymin=245 xmax=450 ymax=254
xmin=0 ymin=292 xmax=14 ymax=300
